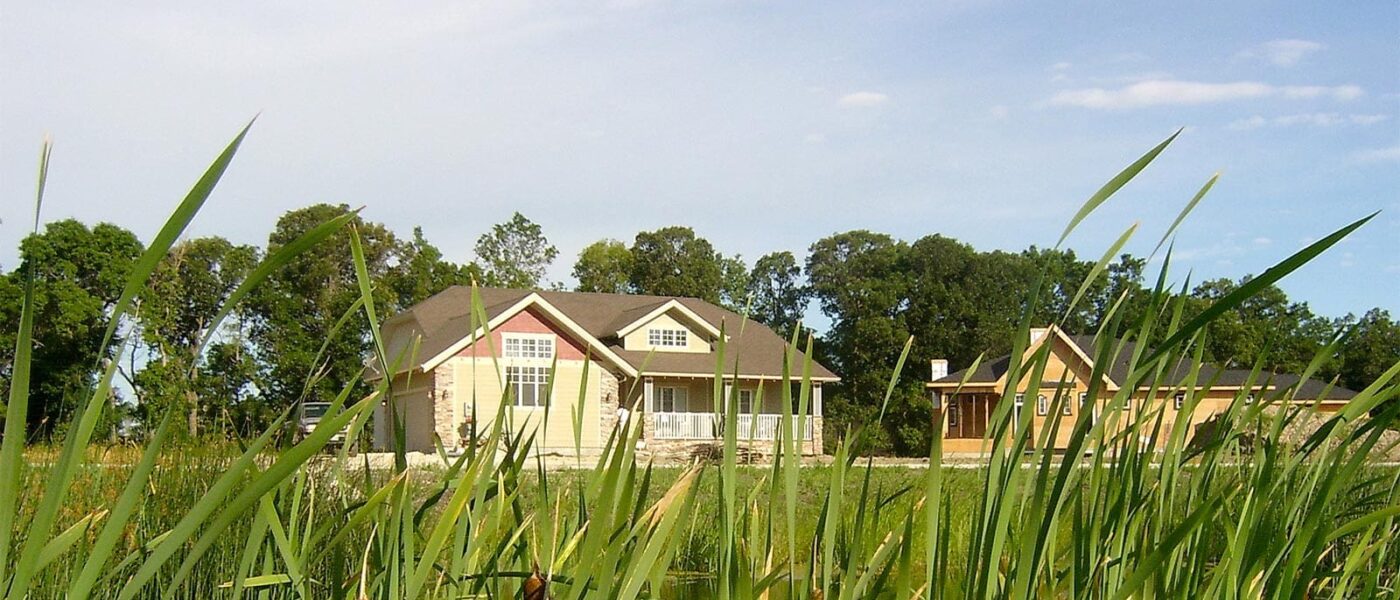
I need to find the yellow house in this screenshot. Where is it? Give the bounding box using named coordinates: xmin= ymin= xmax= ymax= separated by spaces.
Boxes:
xmin=926 ymin=326 xmax=1355 ymax=455
xmin=371 ymin=287 xmax=835 ymax=456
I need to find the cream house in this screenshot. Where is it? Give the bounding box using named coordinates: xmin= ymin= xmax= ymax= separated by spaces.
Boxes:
xmin=926 ymin=326 xmax=1355 ymax=455
xmin=370 ymin=287 xmax=836 ymax=456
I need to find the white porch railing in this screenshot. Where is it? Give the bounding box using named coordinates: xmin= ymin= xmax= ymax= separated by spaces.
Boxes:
xmin=653 ymin=412 xmax=814 ymax=441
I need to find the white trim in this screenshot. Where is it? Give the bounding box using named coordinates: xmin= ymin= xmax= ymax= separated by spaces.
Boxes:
xmin=420 ymin=293 xmax=638 ymax=378
xmin=639 ymin=371 xmax=841 ymax=382
xmin=613 ymin=299 xmax=723 ymax=340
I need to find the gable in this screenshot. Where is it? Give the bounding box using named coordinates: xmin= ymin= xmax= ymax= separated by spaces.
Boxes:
xmin=997 ymin=328 xmax=1107 ymax=392
xmin=621 ymin=311 xmax=713 ymax=353
xmin=456 ymin=307 xmax=589 ymax=360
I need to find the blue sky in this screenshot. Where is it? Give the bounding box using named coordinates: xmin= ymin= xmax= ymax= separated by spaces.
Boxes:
xmin=2 ymin=1 xmax=1396 ymax=325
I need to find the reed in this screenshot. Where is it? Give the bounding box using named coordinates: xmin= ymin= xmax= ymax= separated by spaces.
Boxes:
xmin=1 ymin=125 xmax=1396 ymax=599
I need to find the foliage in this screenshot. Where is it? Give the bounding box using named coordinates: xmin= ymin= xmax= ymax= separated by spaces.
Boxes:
xmin=629 ymin=226 xmax=724 ymax=302
xmin=2 ymin=126 xmax=1400 ymax=600
xmin=745 ymin=251 xmax=811 ymax=337
xmin=0 ymin=220 xmax=143 ymax=437
xmin=473 ymin=212 xmax=558 ymax=289
xmin=572 ymin=239 xmax=633 ymax=294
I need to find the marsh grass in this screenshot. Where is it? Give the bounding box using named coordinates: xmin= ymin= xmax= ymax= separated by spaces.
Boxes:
xmin=1 ymin=125 xmax=1397 ymax=599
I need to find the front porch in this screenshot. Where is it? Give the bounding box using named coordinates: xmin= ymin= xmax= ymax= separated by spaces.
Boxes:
xmin=639 ymin=376 xmax=824 ymax=452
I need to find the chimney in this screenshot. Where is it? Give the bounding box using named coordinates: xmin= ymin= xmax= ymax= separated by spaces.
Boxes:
xmin=930 ymin=359 xmax=948 ymax=381
xmin=1030 ymin=327 xmax=1048 ymax=343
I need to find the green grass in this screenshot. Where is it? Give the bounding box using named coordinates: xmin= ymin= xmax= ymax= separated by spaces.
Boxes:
xmin=2 ymin=124 xmax=1398 ymax=599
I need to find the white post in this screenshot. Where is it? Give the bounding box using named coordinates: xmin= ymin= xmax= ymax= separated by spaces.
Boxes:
xmin=722 ymin=380 xmax=733 ymax=411
xmin=813 ymin=382 xmax=823 ymax=417
xmin=644 ymin=377 xmax=655 ymax=411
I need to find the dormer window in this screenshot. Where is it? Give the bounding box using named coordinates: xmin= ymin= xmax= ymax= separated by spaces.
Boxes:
xmin=648 ymin=328 xmax=689 ymax=348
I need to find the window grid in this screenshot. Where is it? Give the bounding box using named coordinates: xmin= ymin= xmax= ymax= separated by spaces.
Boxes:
xmin=1174 ymin=393 xmax=1186 ymax=410
xmin=657 ymin=386 xmax=688 ymax=412
xmin=506 ymin=365 xmax=550 ymax=408
xmin=947 ymin=403 xmax=959 ymax=427
xmin=737 ymin=389 xmax=755 ymax=414
xmin=1036 ymin=395 xmax=1049 ymax=416
xmin=648 ymin=328 xmax=689 ymax=348
xmin=503 ymin=335 xmax=554 ymax=360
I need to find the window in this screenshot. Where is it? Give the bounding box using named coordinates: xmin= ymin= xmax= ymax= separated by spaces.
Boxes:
xmin=947 ymin=403 xmax=959 ymax=427
xmin=1124 ymin=398 xmax=1134 ymax=414
xmin=1062 ymin=396 xmax=1073 ymax=416
xmin=648 ymin=328 xmax=689 ymax=348
xmin=506 ymin=366 xmax=550 ymax=407
xmin=1174 ymin=393 xmax=1185 ymax=410
xmin=737 ymin=389 xmax=755 ymax=414
xmin=1036 ymin=395 xmax=1049 ymax=416
xmin=1013 ymin=394 xmax=1025 ymax=432
xmin=503 ymin=335 xmax=554 ymax=359
xmin=1245 ymin=393 xmax=1255 ymax=405
xmin=657 ymin=386 xmax=688 ymax=412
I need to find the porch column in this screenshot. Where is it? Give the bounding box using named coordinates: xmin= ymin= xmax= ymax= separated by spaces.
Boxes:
xmin=723 ymin=380 xmax=733 ymax=410
xmin=813 ymin=383 xmax=823 ymax=417
xmin=644 ymin=377 xmax=655 ymax=411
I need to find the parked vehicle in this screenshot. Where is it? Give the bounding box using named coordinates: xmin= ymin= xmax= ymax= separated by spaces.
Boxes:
xmin=297 ymin=401 xmax=349 ymax=448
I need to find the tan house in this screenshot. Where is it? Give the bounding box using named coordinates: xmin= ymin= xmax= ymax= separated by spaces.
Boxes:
xmin=926 ymin=326 xmax=1355 ymax=455
xmin=370 ymin=287 xmax=835 ymax=456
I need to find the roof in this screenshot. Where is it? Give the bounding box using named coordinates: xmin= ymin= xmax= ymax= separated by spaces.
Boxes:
xmin=381 ymin=286 xmax=839 ymax=381
xmin=929 ymin=330 xmax=1355 ymax=401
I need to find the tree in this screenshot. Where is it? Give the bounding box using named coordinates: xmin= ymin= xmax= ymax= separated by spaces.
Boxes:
xmin=247 ymin=204 xmax=405 ymax=410
xmin=1189 ymin=277 xmax=1329 ymax=375
xmin=572 ymin=239 xmax=633 ymax=294
xmin=390 ymin=227 xmax=479 ymax=307
xmin=0 ymin=220 xmax=143 ymax=437
xmin=746 ymin=251 xmax=811 ymax=337
xmin=629 ymin=227 xmax=724 ymax=302
xmin=134 ymin=237 xmax=257 ymax=436
xmin=719 ymin=254 xmax=750 ymax=312
xmin=474 ymin=213 xmax=558 ymax=289
xmin=806 ymin=231 xmax=916 ymax=453
xmin=1333 ymin=308 xmax=1400 ymax=392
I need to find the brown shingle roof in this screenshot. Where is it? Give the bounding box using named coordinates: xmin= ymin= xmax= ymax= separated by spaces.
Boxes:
xmin=931 ymin=331 xmax=1354 ymax=401
xmin=384 ymin=286 xmax=839 ymax=381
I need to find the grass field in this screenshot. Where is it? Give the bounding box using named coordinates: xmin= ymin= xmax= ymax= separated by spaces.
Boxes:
xmin=4 ymin=126 xmax=1398 ymax=599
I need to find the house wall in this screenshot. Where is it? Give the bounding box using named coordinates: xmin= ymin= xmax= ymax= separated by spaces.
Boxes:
xmin=374 ymin=371 xmax=435 ymax=452
xmin=621 ymin=312 xmax=711 ymax=353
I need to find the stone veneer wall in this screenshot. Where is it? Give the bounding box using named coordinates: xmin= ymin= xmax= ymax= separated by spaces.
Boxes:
xmin=432 ymin=360 xmax=458 ymax=450
xmin=598 ymin=369 xmax=621 ymax=446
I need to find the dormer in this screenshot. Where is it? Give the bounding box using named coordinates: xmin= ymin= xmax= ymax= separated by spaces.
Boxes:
xmin=614 ymin=299 xmax=722 ymax=353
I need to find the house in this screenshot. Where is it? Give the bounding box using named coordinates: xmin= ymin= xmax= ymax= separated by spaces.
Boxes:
xmin=370 ymin=286 xmax=835 ymax=456
xmin=926 ymin=326 xmax=1355 ymax=455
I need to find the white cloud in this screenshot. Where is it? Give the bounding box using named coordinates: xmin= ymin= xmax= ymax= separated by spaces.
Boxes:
xmin=837 ymin=91 xmax=889 ymax=108
xmin=1229 ymin=113 xmax=1389 ymax=129
xmin=1238 ymin=39 xmax=1326 ymax=67
xmin=803 ymin=133 xmax=826 ymax=144
xmin=1049 ymin=61 xmax=1072 ymax=71
xmin=1049 ymin=79 xmax=1364 ymax=109
xmin=1353 ymin=145 xmax=1400 ymax=163
xmin=1228 ymin=116 xmax=1269 ymax=130
xmin=1253 ymin=237 xmax=1272 ymax=246
xmin=988 ymin=105 xmax=1009 ymax=119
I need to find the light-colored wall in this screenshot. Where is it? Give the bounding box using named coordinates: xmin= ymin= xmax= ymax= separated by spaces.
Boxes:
xmin=621 ymin=312 xmax=711 ymax=353
xmin=448 ymin=356 xmax=607 ymax=453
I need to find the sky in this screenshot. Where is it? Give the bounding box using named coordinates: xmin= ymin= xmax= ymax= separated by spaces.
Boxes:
xmin=2 ymin=1 xmax=1397 ymax=327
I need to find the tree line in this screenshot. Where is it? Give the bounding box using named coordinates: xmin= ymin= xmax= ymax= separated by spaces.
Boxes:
xmin=1 ymin=206 xmax=1395 ymax=454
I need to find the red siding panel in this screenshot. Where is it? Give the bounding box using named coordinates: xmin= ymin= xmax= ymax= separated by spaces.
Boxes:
xmin=456 ymin=307 xmax=588 ymax=360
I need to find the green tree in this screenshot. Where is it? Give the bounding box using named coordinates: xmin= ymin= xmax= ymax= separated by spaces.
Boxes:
xmin=806 ymin=231 xmax=914 ymax=453
xmin=0 ymin=220 xmax=143 ymax=437
xmin=1189 ymin=277 xmax=1329 ymax=375
xmin=247 ymin=204 xmax=404 ymax=410
xmin=474 ymin=213 xmax=558 ymax=289
xmin=390 ymin=226 xmax=479 ymax=307
xmin=746 ymin=251 xmax=811 ymax=337
xmin=719 ymin=254 xmax=750 ymax=312
xmin=572 ymin=239 xmax=633 ymax=294
xmin=133 ymin=237 xmax=257 ymax=436
xmin=1333 ymin=308 xmax=1400 ymax=392
xmin=629 ymin=227 xmax=724 ymax=302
